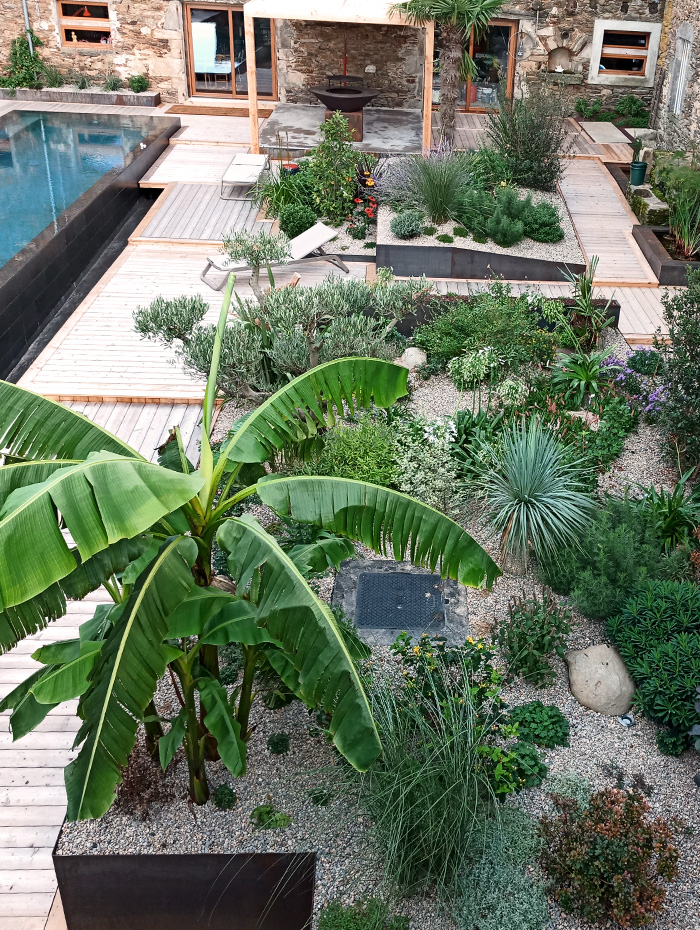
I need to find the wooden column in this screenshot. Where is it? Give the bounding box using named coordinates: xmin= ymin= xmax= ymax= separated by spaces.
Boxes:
xmin=244 ymin=11 xmax=260 ymax=154
xmin=422 ymin=20 xmax=435 ymax=154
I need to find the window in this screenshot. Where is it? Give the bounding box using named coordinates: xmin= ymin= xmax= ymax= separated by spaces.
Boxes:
xmin=671 ymin=36 xmax=692 ymax=115
xmin=59 ymin=3 xmax=112 ymax=47
xmin=599 ymin=30 xmax=650 ymax=75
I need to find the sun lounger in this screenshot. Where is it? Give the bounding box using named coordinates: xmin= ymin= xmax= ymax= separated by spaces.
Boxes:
xmin=220 ymin=153 xmax=269 ymax=200
xmin=200 ymin=222 xmax=349 ymax=291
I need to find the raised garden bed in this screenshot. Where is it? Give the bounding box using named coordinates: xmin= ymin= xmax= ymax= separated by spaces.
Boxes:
xmin=632 ymin=225 xmax=700 ymax=286
xmin=0 ymin=86 xmax=161 ymax=107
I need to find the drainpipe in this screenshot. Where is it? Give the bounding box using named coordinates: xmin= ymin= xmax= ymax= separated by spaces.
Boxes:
xmin=21 ymin=0 xmax=34 ymax=55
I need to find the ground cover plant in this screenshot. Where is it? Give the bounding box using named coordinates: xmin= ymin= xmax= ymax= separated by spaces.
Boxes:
xmin=318 ymin=899 xmax=408 ymax=930
xmin=508 ymin=700 xmax=570 ymax=748
xmin=575 ymin=93 xmax=649 ymax=128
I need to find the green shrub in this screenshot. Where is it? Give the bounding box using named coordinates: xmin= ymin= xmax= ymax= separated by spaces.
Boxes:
xmin=631 ymin=471 xmax=700 ymax=551
xmin=540 ymin=789 xmax=680 ymax=926
xmin=390 ymin=209 xmax=424 ymax=239
xmin=318 ymin=899 xmax=408 ymax=930
xmin=539 ymin=496 xmax=666 ymax=621
xmin=391 ymin=415 xmax=458 ymax=513
xmin=467 ymin=146 xmax=514 ymax=188
xmin=657 ymin=729 xmax=688 ymax=756
xmin=219 ymin=641 xmax=243 ymax=685
xmin=211 ymin=784 xmax=237 ymax=809
xmin=607 ymin=580 xmax=700 ymax=735
xmin=628 ymin=347 xmax=663 ymax=376
xmin=251 ymin=803 xmax=292 ymax=829
xmin=42 ymin=64 xmax=64 ymax=88
xmin=267 ymin=732 xmax=290 ymax=754
xmin=509 ymin=741 xmax=548 ymax=789
xmin=309 ymin=112 xmax=359 ymax=223
xmin=524 ymin=202 xmax=565 ymax=242
xmin=0 ymin=31 xmax=43 ymax=89
xmin=545 ymin=771 xmax=591 ymax=809
xmin=453 ymin=226 xmax=469 ymax=237
xmin=309 ymin=414 xmax=396 ymax=487
xmin=252 ymin=161 xmax=315 ymax=217
xmin=455 ymin=188 xmax=495 ymax=236
xmin=436 ymin=233 xmax=454 ymax=243
xmin=509 ymin=701 xmax=570 ymax=748
xmin=486 ymin=211 xmax=524 ymax=247
xmin=495 ymin=587 xmax=571 ymax=686
xmin=128 ymin=73 xmax=149 ymax=93
xmin=473 ymin=231 xmax=488 ymax=243
xmin=448 ymin=347 xmax=499 ymax=389
xmin=422 ymin=225 xmax=437 ymax=235
xmin=278 ymin=202 xmax=316 ymax=239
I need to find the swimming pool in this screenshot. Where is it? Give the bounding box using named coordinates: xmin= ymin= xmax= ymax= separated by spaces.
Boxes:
xmin=0 ymin=110 xmax=163 ymax=267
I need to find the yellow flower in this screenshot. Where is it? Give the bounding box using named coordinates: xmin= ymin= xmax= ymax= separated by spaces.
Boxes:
xmin=413 ymin=646 xmax=421 ymax=655
xmin=477 ymin=643 xmax=483 ymax=650
xmin=466 ymin=636 xmax=474 ymax=644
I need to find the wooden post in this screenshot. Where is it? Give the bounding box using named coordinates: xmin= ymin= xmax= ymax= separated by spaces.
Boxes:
xmin=422 ymin=20 xmax=435 ymax=154
xmin=244 ymin=11 xmax=260 ymax=154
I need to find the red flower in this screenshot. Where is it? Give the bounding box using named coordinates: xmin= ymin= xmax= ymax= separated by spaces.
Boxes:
xmin=364 ymin=207 xmax=374 ymax=216
xmin=353 ymin=197 xmax=363 ymax=204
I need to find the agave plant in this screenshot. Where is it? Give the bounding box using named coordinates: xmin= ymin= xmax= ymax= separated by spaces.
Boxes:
xmin=0 ymin=274 xmax=499 ymax=821
xmin=475 ymin=417 xmax=595 ymax=566
xmin=551 ymin=348 xmax=619 ymax=408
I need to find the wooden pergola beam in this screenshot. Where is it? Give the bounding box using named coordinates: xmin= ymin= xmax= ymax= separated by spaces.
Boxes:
xmin=244 ymin=11 xmax=260 ymax=154
xmin=422 ymin=21 xmax=434 ymax=154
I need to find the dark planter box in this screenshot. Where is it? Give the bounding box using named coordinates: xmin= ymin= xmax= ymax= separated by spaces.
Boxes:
xmin=0 ymin=87 xmax=161 ymax=107
xmin=605 ymin=162 xmax=630 ymax=195
xmin=632 ymin=225 xmax=700 ymax=286
xmin=0 ymin=113 xmax=179 ymax=377
xmin=54 ymin=850 xmax=316 ymax=930
xmin=376 ymin=241 xmax=585 ymax=282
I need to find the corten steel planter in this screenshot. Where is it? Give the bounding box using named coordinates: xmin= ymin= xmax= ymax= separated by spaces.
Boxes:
xmin=0 ymin=87 xmax=161 ymax=106
xmin=53 ymin=848 xmax=316 ymax=930
xmin=632 ymin=225 xmax=700 ymax=286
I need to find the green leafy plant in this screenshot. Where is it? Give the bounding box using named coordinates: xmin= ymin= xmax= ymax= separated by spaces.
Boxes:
xmin=0 ymin=302 xmax=499 ymax=820
xmin=102 ymin=71 xmax=123 ymax=91
xmin=656 ymin=729 xmax=688 ymax=756
xmin=551 ymin=348 xmax=618 ymax=407
xmin=252 ymin=161 xmax=315 ymax=217
xmin=540 ymin=789 xmax=680 ymax=926
xmin=211 ymin=784 xmax=237 ymax=809
xmin=575 ymin=97 xmax=602 ymax=119
xmin=73 ymin=72 xmax=91 ymax=90
xmin=267 ymin=731 xmax=290 ymax=754
xmin=0 ymin=30 xmax=44 ymax=89
xmin=251 ymin=803 xmax=292 ymax=829
xmin=632 ymin=470 xmax=700 ymax=551
xmin=453 ymin=226 xmax=469 ymax=237
xmin=523 ymin=201 xmax=564 ymax=242
xmin=128 ymin=74 xmax=149 ymax=93
xmin=278 ymin=202 xmax=316 ymax=239
xmin=668 ymin=186 xmax=700 ymax=259
xmin=306 ymin=413 xmax=396 ymax=487
xmin=390 ymin=209 xmax=424 ymax=239
xmin=308 ymin=112 xmax=359 ymax=223
xmin=495 ymin=588 xmax=571 ymax=686
xmin=546 ymin=771 xmax=591 ymax=809
xmin=467 ymin=146 xmax=514 ymax=188
xmin=486 ymin=211 xmax=523 ymax=247
xmin=436 ymin=232 xmax=454 ymax=243
xmin=318 ymin=899 xmax=408 ymax=930
xmin=509 ymin=741 xmax=548 ymax=789
xmin=560 ymin=257 xmax=615 ymax=351
xmin=42 ymin=64 xmax=64 ymax=88
xmin=391 ymin=414 xmax=459 ymax=513
xmin=475 ymin=417 xmax=595 ymax=566
xmin=220 ymin=228 xmax=291 ymax=303
xmin=509 ymin=700 xmax=570 ymax=747
xmin=423 ymin=225 xmax=438 ymax=235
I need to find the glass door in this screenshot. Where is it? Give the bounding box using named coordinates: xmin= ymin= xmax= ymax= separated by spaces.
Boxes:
xmin=433 ymin=20 xmax=516 ymax=113
xmin=185 ymin=5 xmax=276 ymax=99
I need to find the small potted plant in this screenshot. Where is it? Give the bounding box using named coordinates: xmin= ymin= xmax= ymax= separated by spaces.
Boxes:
xmin=282 ymin=162 xmax=299 ymax=174
xmin=629 ymin=138 xmax=648 ymax=186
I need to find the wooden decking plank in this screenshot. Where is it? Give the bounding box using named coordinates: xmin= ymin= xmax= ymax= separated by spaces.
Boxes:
xmin=0 ymin=895 xmax=56 ymax=918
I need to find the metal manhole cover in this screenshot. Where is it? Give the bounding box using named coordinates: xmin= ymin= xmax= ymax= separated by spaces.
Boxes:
xmin=354 ymin=572 xmax=446 ymax=630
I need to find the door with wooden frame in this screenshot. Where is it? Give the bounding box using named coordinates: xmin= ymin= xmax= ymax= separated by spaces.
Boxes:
xmin=433 ymin=20 xmax=517 ymax=112
xmin=184 ymin=4 xmax=277 ymax=99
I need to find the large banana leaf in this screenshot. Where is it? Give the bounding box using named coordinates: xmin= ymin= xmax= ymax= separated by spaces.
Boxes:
xmin=217 ymin=515 xmax=381 ymax=771
xmin=224 ymin=358 xmax=408 ymax=464
xmin=257 ymin=476 xmax=501 ymax=589
xmin=65 ymin=536 xmax=198 ymax=821
xmin=0 ymin=667 xmax=59 ymax=740
xmin=0 ymin=460 xmax=80 ymax=508
xmin=0 ymin=381 xmax=140 ymax=461
xmin=0 ymin=538 xmax=148 ymax=654
xmin=197 ymin=677 xmax=246 ymax=776
xmin=0 ymin=452 xmax=202 ymax=611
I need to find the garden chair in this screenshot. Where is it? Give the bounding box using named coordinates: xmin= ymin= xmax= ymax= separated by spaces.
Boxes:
xmin=220 ymin=153 xmax=270 ymax=200
xmin=200 ymin=222 xmax=349 ymax=291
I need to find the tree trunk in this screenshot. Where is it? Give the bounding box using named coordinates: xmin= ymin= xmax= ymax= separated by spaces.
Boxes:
xmin=249 ymin=265 xmax=265 ymax=303
xmin=182 ymin=676 xmax=210 ymax=804
xmin=439 ymin=22 xmax=465 ymax=150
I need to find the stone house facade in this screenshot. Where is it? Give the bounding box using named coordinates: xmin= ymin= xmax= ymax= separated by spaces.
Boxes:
xmin=0 ymin=0 xmax=666 ymax=112
xmin=654 ymin=0 xmax=699 ymax=149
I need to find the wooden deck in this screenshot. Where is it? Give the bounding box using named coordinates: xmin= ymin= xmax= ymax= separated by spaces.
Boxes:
xmin=132 ymin=184 xmax=270 ymax=244
xmin=558 ymin=159 xmax=656 ymax=286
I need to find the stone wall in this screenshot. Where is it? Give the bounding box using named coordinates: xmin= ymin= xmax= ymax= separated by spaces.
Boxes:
xmin=655 ymin=0 xmax=700 ymax=148
xmin=275 ymin=20 xmax=425 ymax=109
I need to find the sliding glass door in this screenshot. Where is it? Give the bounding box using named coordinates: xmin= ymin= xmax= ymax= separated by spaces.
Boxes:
xmin=185 ymin=4 xmax=276 ymax=99
xmin=433 ymin=20 xmax=516 ymax=112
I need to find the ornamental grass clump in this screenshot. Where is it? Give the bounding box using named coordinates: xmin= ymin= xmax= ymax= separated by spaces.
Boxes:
xmin=380 ymin=151 xmax=471 ymax=224
xmin=540 ymin=789 xmax=680 ymax=927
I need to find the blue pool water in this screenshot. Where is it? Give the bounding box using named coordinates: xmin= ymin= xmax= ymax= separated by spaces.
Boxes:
xmin=0 ymin=111 xmax=156 ymax=267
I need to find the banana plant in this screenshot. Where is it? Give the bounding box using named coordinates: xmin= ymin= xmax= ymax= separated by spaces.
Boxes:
xmin=0 ymin=274 xmax=500 ymax=820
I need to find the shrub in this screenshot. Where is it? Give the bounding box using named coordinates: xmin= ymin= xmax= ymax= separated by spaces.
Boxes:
xmin=318 ymin=899 xmax=408 ymax=930
xmin=278 ymin=202 xmax=316 ymax=239
xmin=380 ymin=151 xmax=471 ymax=224
xmin=436 ymin=233 xmax=454 ymax=243
xmin=308 ymin=112 xmax=359 ymax=223
xmin=448 ymin=347 xmax=499 ymax=389
xmin=657 ymin=729 xmax=688 ymax=756
xmin=453 ymin=226 xmax=469 ymax=237
xmin=251 ymin=803 xmax=292 ymax=829
xmin=211 ymin=784 xmax=237 ymax=809
xmin=102 ymin=71 xmax=123 ymax=91
xmin=390 ymin=209 xmax=424 ymax=239
xmin=252 ymin=161 xmax=315 ymax=217
xmin=0 ymin=31 xmax=43 ymax=89
xmin=475 ymin=418 xmax=596 ymax=566
xmin=607 ymin=580 xmax=700 ymax=735
xmin=627 ymin=347 xmax=663 ymax=376
xmin=267 ymin=732 xmax=290 ymax=755
xmin=133 ymin=295 xmax=209 ymax=345
xmin=657 ymin=269 xmax=700 ymax=465
xmin=455 ymin=187 xmax=495 ymax=236
xmin=509 ymin=741 xmax=548 ymax=789
xmin=486 ymin=211 xmax=524 ymax=247
xmin=128 ymin=73 xmax=149 ymax=93
xmin=467 ymin=146 xmax=514 ymax=189
xmin=454 ymin=854 xmax=549 ymax=930
xmin=509 ymin=701 xmax=570 ymax=747
xmin=524 ymin=202 xmax=565 ymax=242
xmin=486 ymin=84 xmax=569 ymax=192
xmin=495 ymin=588 xmax=571 ymax=686
xmin=631 ymin=471 xmax=700 ymax=551
xmin=310 ymin=414 xmax=396 ymax=487
xmin=422 ymin=225 xmax=437 ymax=235
xmin=221 ymin=227 xmax=291 ymax=302
xmin=42 ymin=64 xmax=64 ymax=88
xmin=540 ymin=789 xmax=680 ymax=926
xmin=391 ymin=415 xmax=458 ymax=513
xmin=538 ymin=496 xmax=665 ymax=621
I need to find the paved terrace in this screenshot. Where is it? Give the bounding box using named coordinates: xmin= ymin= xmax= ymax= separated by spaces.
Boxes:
xmin=0 ymin=99 xmax=674 ymax=929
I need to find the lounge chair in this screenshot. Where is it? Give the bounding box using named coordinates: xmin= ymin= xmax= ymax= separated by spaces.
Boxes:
xmin=220 ymin=153 xmax=269 ymax=201
xmin=200 ymin=221 xmax=349 ymax=291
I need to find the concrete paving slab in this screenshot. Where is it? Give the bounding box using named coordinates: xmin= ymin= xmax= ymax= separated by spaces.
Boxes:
xmin=580 ymin=121 xmax=629 ymax=143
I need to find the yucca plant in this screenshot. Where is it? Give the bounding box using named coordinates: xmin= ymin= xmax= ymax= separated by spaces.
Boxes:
xmin=475 ymin=417 xmax=595 ymax=567
xmin=0 ymin=274 xmax=499 ymax=821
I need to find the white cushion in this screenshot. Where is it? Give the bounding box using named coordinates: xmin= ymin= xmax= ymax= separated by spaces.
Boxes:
xmin=205 ymin=222 xmax=337 ymax=272
xmin=221 ymin=153 xmax=268 ymax=185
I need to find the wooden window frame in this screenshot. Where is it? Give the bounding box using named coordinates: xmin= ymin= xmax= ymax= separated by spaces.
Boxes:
xmin=184 ymin=3 xmax=277 ymax=101
xmin=58 ymin=3 xmax=112 ymax=49
xmin=599 ymin=29 xmax=650 ymax=76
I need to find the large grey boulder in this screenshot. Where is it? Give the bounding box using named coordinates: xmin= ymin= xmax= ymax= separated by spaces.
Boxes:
xmin=565 ymin=644 xmax=634 ymax=715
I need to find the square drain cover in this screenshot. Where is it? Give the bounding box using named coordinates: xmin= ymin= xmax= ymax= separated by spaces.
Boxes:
xmin=354 ymin=572 xmax=445 ymax=630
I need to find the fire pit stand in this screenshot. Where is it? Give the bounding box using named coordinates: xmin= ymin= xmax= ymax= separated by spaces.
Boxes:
xmin=309 ymin=75 xmax=380 ymax=141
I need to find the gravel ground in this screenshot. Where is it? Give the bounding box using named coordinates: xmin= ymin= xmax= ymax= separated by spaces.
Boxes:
xmin=377 ymin=191 xmax=584 ymax=266
xmin=329 ymin=224 xmax=377 ymax=258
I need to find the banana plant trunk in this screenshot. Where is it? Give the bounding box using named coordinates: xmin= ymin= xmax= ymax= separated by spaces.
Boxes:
xmin=439 ymin=22 xmax=466 ymax=150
